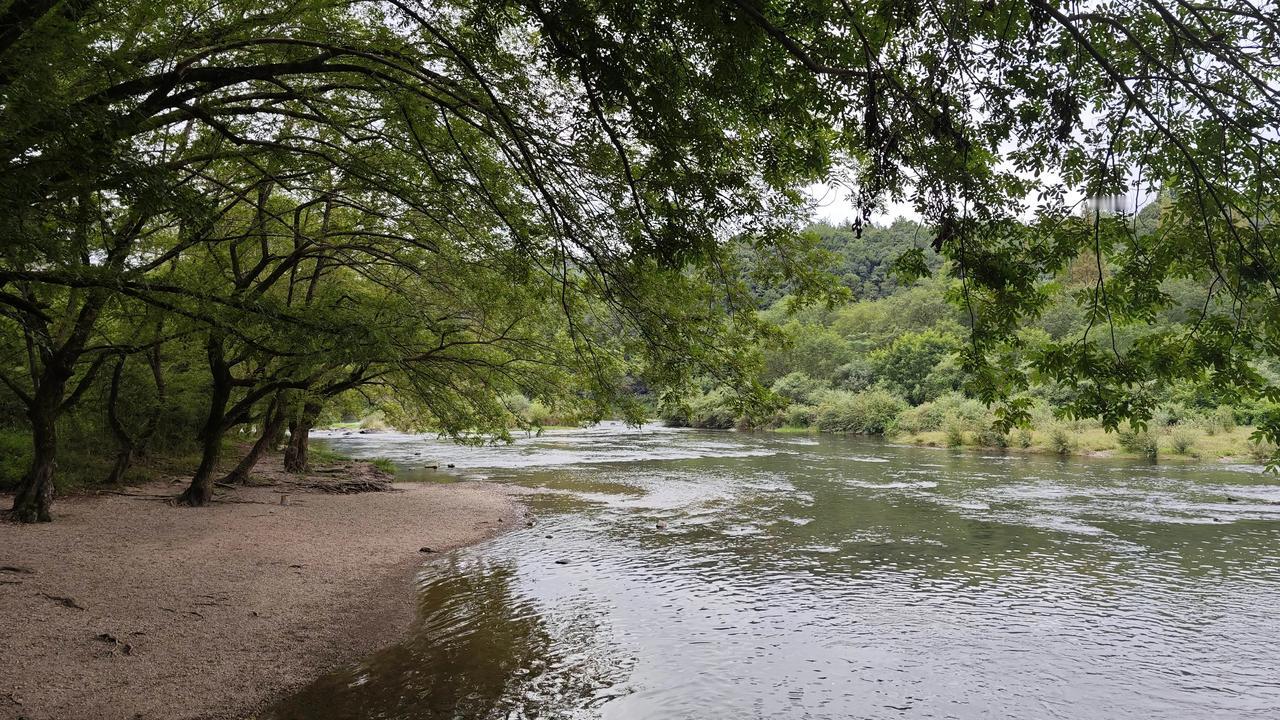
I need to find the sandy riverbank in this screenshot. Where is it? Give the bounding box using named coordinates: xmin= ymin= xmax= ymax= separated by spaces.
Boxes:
xmin=0 ymin=472 xmax=521 ymax=720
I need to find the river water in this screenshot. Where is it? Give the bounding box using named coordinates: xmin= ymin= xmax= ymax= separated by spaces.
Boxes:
xmin=268 ymin=423 xmax=1280 ymax=719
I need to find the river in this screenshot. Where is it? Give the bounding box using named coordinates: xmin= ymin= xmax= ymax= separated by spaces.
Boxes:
xmin=267 ymin=423 xmax=1280 ymax=719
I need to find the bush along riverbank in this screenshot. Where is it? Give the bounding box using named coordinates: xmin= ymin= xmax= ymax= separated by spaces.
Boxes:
xmin=664 ymin=389 xmax=1275 ymax=465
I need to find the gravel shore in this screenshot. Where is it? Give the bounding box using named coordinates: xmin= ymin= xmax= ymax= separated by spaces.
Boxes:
xmin=0 ymin=471 xmax=520 ymax=720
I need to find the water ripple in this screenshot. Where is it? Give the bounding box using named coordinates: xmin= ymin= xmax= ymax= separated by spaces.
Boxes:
xmin=272 ymin=427 xmax=1280 ymax=720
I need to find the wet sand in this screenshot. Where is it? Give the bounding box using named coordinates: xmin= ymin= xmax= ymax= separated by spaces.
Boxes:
xmin=0 ymin=473 xmax=521 ymax=720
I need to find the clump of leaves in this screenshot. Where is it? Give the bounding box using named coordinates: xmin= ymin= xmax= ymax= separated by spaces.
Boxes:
xmin=1248 ymin=439 xmax=1277 ymax=465
xmin=1118 ymin=427 xmax=1159 ymax=462
xmin=1047 ymin=425 xmax=1075 ymax=455
xmin=783 ymin=404 xmax=818 ymax=428
xmin=814 ymin=389 xmax=907 ymax=434
xmin=1169 ymin=428 xmax=1196 ymax=456
xmin=976 ymin=425 xmax=1008 ymax=448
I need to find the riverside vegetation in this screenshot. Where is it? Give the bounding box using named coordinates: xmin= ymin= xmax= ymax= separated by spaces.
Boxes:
xmin=3 ymin=1 xmax=1280 ymax=523
xmin=664 ymin=219 xmax=1280 ymax=465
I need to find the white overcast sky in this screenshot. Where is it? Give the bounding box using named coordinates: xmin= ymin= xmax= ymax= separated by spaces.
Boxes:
xmin=805 ymin=178 xmax=1153 ymax=229
xmin=805 ymin=182 xmax=922 ymax=226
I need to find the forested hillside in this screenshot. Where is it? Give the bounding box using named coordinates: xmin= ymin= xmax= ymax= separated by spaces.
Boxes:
xmin=670 ymin=208 xmax=1279 ymax=462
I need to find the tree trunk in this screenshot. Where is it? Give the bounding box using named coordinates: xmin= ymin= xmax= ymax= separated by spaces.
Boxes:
xmin=103 ymin=344 xmax=165 ymax=486
xmin=178 ymin=337 xmax=232 ymax=507
xmin=178 ymin=428 xmax=223 ymax=507
xmin=220 ymin=398 xmax=285 ymax=485
xmin=283 ymin=400 xmax=321 ymax=473
xmin=11 ymin=402 xmax=57 ymax=522
xmin=104 ymin=450 xmax=132 ymax=486
xmin=10 ymin=285 xmax=110 ymax=522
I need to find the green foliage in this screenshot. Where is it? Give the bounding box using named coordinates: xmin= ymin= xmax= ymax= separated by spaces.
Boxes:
xmin=770 ymin=373 xmax=829 ymax=405
xmin=782 ymin=404 xmax=819 ymax=428
xmin=371 ymin=458 xmax=397 ymax=475
xmin=832 ymin=358 xmax=877 ymax=393
xmin=662 ymin=388 xmax=742 ymax=430
xmin=1047 ymin=425 xmax=1076 ymax=456
xmin=975 ymin=426 xmax=1009 ymax=449
xmin=1118 ymin=428 xmax=1160 ymax=462
xmin=868 ymin=329 xmax=964 ymax=404
xmin=308 ymin=445 xmax=350 ymax=465
xmin=1249 ymin=439 xmax=1278 ymax=465
xmin=814 ymin=389 xmax=907 ymax=434
xmin=0 ymin=428 xmax=29 ymax=490
xmin=763 ymin=324 xmax=850 ymax=384
xmin=1169 ymin=428 xmax=1196 ymax=456
xmin=828 ymin=274 xmax=962 ymax=343
xmin=1015 ymin=428 xmax=1034 ymax=449
xmin=895 ymin=393 xmax=988 ymax=433
xmin=810 ymin=221 xmax=943 ymax=300
xmin=3 ymin=0 xmax=1280 ymax=521
xmin=1152 ymin=404 xmax=1193 ymax=428
xmin=1212 ymin=406 xmax=1237 ymax=434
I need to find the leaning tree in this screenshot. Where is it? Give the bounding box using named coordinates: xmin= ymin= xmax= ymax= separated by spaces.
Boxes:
xmin=4 ymin=0 xmax=1278 ymax=519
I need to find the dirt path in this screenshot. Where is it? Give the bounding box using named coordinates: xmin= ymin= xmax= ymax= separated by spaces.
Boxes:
xmin=0 ymin=474 xmax=521 ymax=720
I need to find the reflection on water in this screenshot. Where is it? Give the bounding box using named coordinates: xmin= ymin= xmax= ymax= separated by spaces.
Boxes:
xmin=271 ymin=553 xmax=630 ymax=720
xmin=269 ymin=424 xmax=1280 ymax=719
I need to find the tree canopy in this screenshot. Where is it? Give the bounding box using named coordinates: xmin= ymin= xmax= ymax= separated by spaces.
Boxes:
xmin=2 ymin=0 xmax=1279 ymax=520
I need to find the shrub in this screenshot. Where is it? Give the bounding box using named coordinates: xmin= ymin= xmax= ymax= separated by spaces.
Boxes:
xmin=1152 ymin=403 xmax=1191 ymax=428
xmin=782 ymin=403 xmax=818 ymax=428
xmin=868 ymin=329 xmax=963 ymax=404
xmin=815 ymin=389 xmax=907 ymax=434
xmin=944 ymin=421 xmax=965 ymax=447
xmin=1232 ymin=397 xmax=1276 ymax=426
xmin=371 ymin=457 xmax=397 ymax=474
xmin=0 ymin=427 xmax=31 ymax=490
xmin=1214 ymin=405 xmax=1237 ymax=433
xmin=523 ymin=400 xmax=552 ymax=426
xmin=975 ymin=425 xmax=1009 ymax=448
xmin=687 ymin=389 xmax=739 ymax=429
xmin=770 ymin=372 xmax=829 ymax=405
xmin=1118 ymin=427 xmax=1159 ymax=461
xmin=1248 ymin=439 xmax=1277 ymax=464
xmin=895 ymin=392 xmax=987 ymax=433
xmin=1200 ymin=417 xmax=1218 ymax=436
xmin=1169 ymin=427 xmax=1196 ymax=455
xmin=895 ymin=401 xmax=947 ymax=433
xmin=1047 ymin=424 xmax=1075 ymax=455
xmin=520 ymin=400 xmax=579 ymax=428
xmin=832 ymin=359 xmax=876 ymax=393
xmin=659 ymin=388 xmax=739 ymax=429
xmin=1015 ymin=428 xmax=1033 ymax=448
xmin=660 ymin=407 xmax=690 ymax=427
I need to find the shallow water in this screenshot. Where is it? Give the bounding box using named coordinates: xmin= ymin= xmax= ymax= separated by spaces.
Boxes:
xmin=268 ymin=424 xmax=1280 ymax=719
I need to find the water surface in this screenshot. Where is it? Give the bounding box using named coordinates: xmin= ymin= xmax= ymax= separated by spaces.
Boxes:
xmin=269 ymin=424 xmax=1280 ymax=719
